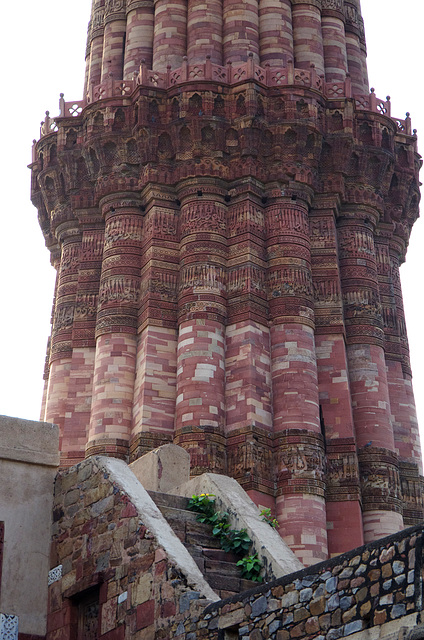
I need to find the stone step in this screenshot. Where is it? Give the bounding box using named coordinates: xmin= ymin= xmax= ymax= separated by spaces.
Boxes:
xmin=202 ymin=547 xmax=240 ymax=564
xmin=185 ymin=545 xmax=241 ymax=572
xmin=207 ymin=573 xmax=258 ymax=597
xmin=184 ymin=528 xmax=222 ymax=549
xmin=155 ymin=505 xmax=223 ymax=549
xmin=156 ymin=504 xmax=202 ymax=525
xmin=148 ymin=490 xmax=190 ymax=511
xmin=148 ymin=490 xmax=257 ymax=598
xmin=186 ymin=545 xmax=243 ymax=572
xmin=204 ymin=558 xmax=244 ymax=578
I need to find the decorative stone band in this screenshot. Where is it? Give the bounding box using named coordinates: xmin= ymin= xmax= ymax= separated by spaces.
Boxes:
xmin=399 ymin=461 xmax=424 ymax=526
xmin=344 ymin=1 xmax=361 ymax=36
xmin=91 ymin=6 xmax=105 ymax=37
xmin=326 ymin=438 xmax=361 ymax=502
xmin=85 ymin=437 xmax=129 ymax=460
xmin=126 ymin=0 xmax=151 ymax=11
xmin=227 ymin=426 xmax=275 ymax=496
xmin=50 ymin=228 xmax=82 ymax=360
xmin=105 ymin=0 xmax=126 ymax=22
xmin=129 ymin=430 xmax=173 ymax=463
xmin=227 ymin=200 xmax=265 ymax=238
xmin=227 ymin=266 xmax=266 ymax=298
xmin=291 ymin=0 xmax=322 ymax=8
xmin=173 ymin=426 xmax=226 ymax=476
xmin=321 ymin=0 xmax=345 ymax=20
xmin=358 ymin=446 xmax=402 ymax=514
xmin=95 ymin=311 xmax=138 ymax=336
xmin=0 ymin=615 xmax=18 ymax=640
xmin=274 ymin=430 xmax=326 ymax=498
xmin=180 ymin=201 xmax=226 ymax=235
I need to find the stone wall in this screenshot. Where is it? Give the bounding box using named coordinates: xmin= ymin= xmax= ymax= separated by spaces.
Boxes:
xmin=48 ymin=455 xmax=424 ymax=640
xmin=188 ymin=525 xmax=424 ymax=639
xmin=0 ymin=415 xmax=59 ymax=637
xmin=48 ymin=456 xmax=217 ymax=639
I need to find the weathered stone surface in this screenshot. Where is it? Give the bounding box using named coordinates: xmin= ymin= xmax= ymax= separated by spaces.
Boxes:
xmin=31 ymin=0 xmax=423 ymax=571
xmin=130 ymin=444 xmax=190 ymax=494
xmin=24 ymin=1 xmax=424 ymax=638
xmin=0 ymin=417 xmax=59 ymax=636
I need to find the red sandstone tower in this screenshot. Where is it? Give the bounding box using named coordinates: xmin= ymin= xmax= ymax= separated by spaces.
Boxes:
xmin=30 ymin=0 xmax=423 ymax=566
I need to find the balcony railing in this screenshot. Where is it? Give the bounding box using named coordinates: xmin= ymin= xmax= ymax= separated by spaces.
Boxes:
xmin=39 ymin=55 xmax=413 ymax=138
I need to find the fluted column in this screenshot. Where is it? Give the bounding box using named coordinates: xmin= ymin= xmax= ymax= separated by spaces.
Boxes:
xmin=394 ymin=248 xmax=421 ymax=465
xmin=174 ymin=182 xmax=227 ymax=476
xmin=152 ymin=0 xmax=187 ymax=72
xmin=72 ymin=223 xmax=104 ymax=352
xmin=344 ymin=0 xmax=368 ymax=94
xmin=40 ymin=252 xmax=60 ymax=425
xmin=87 ymin=0 xmax=105 ymax=92
xmin=375 ymin=225 xmax=422 ymax=526
xmin=87 ymin=196 xmax=143 ymax=459
xmin=310 ymin=196 xmax=363 ymax=556
xmin=225 ymin=182 xmax=273 ymax=507
xmin=338 ymin=208 xmax=402 ymax=540
xmin=45 ymin=219 xmax=82 ymax=466
xmin=84 ymin=21 xmax=92 ymax=97
xmin=40 ymin=336 xmax=52 ymax=424
xmin=131 ymin=185 xmax=179 ymax=461
xmin=187 ymin=0 xmax=223 ymax=65
xmin=259 ymin=0 xmax=293 ymax=67
xmin=390 ymin=233 xmax=422 ymax=523
xmin=321 ymin=0 xmax=348 ymax=82
xmin=223 ymin=0 xmax=259 ymax=64
xmin=123 ymin=0 xmax=154 ymax=77
xmin=62 ymin=221 xmax=104 ymax=464
xmin=101 ymin=0 xmax=127 ymax=82
xmin=266 ymin=185 xmax=328 ymax=565
xmin=292 ymin=0 xmax=325 ymax=78
xmin=356 ymin=0 xmax=369 ymax=91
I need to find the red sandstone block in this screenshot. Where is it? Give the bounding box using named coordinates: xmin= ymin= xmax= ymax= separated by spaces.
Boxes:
xmin=155 ymin=560 xmax=166 ymax=576
xmin=100 ymin=626 xmax=125 ymax=640
xmin=121 ymin=502 xmax=138 ymax=518
xmin=161 ymin=601 xmax=176 ymax=618
xmin=46 ymin=629 xmax=72 ymax=640
xmin=137 ymin=600 xmax=155 ymax=630
xmin=47 ymin=608 xmax=66 ymax=632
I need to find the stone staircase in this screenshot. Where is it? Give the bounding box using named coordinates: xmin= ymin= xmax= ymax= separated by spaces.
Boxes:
xmin=149 ymin=491 xmax=258 ymax=599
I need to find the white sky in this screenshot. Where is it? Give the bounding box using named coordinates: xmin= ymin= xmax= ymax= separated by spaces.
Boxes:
xmin=0 ymin=1 xmax=423 ymax=445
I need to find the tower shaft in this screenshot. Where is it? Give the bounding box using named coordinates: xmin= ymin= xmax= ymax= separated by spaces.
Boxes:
xmin=31 ymin=0 xmax=423 ymax=565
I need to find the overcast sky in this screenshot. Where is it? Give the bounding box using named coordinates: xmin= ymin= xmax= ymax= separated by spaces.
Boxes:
xmin=0 ymin=1 xmax=423 ymax=443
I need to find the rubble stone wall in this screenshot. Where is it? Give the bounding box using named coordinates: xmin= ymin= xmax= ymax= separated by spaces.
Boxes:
xmin=190 ymin=525 xmax=423 ymax=640
xmin=48 ymin=456 xmax=216 ymax=639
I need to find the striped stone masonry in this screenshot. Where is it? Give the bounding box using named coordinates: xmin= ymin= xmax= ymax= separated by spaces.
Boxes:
xmin=82 ymin=0 xmax=369 ymax=95
xmin=32 ymin=0 xmax=422 ymax=564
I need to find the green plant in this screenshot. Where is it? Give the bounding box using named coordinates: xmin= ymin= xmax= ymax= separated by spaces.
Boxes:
xmin=209 ymin=510 xmax=230 ymax=535
xmin=236 ymin=554 xmax=263 ymax=582
xmin=187 ymin=493 xmax=216 ymax=521
xmin=260 ymin=507 xmax=279 ymax=529
xmin=187 ymin=494 xmax=261 ymax=577
xmin=220 ymin=528 xmax=251 ymax=555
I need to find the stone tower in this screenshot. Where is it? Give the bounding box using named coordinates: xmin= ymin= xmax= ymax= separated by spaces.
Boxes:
xmin=30 ymin=0 xmax=422 ymax=566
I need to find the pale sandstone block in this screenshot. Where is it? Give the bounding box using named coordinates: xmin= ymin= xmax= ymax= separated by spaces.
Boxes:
xmin=130 ymin=443 xmax=190 ymax=493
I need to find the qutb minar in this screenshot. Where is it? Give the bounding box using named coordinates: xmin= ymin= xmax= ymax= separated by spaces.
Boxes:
xmin=31 ymin=0 xmax=422 ymax=566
